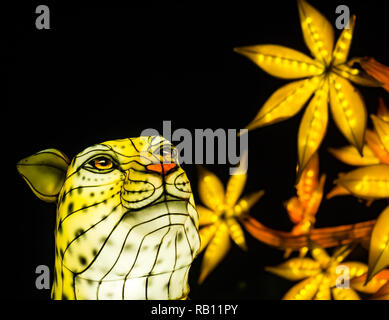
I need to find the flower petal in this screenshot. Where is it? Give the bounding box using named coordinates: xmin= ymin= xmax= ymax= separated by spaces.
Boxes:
xmin=198 ymin=222 xmax=219 ymax=253
xmin=332 ymin=287 xmax=360 ymax=300
xmin=298 ymin=0 xmax=334 ymax=65
xmin=226 ymin=218 xmax=247 ymax=251
xmin=198 ymin=222 xmax=231 ymax=284
xmin=351 ymin=270 xmax=389 ymax=294
xmin=314 ymin=277 xmax=331 ymax=300
xmin=369 ymin=281 xmax=389 ymax=300
xmin=282 ymin=274 xmax=323 ymax=300
xmin=297 ymin=151 xmax=319 ymax=204
xmin=234 ymin=190 xmax=265 ymax=216
xmin=371 ymin=114 xmax=389 ymax=154
xmin=265 ymin=257 xmax=321 ymax=281
xmin=332 ymin=244 xmax=355 ymax=263
xmin=326 ymin=184 xmax=351 ymax=199
xmin=286 ymin=197 xmax=304 ymax=224
xmin=340 ymin=262 xmax=368 ymax=281
xmin=329 ymin=145 xmax=380 ymax=166
xmin=335 ymin=164 xmax=389 ymax=199
xmin=225 ymin=152 xmax=248 ymax=208
xmin=367 ymin=206 xmax=389 ymax=282
xmin=297 ymin=81 xmax=329 ymax=177
xmin=197 ymin=205 xmax=218 ymax=226
xmin=333 ymin=64 xmax=383 ymax=87
xmin=365 ymin=129 xmax=389 ymax=165
xmin=197 ymin=166 xmax=225 ymax=211
xmin=329 ymin=74 xmax=367 ymax=154
xmin=359 ymin=57 xmax=389 ymax=92
xmin=332 ymin=16 xmax=355 ymax=65
xmin=304 ymin=174 xmax=325 ymax=217
xmin=234 ymin=44 xmax=324 ymax=79
xmin=246 ymin=77 xmax=320 ymax=130
xmin=311 ymin=244 xmax=331 ymax=268
xmin=377 ymin=98 xmax=389 ymax=122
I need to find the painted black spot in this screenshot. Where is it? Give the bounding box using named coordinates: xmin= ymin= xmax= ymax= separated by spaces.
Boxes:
xmin=125 ymin=244 xmax=132 ymax=251
xmin=78 ymin=188 xmax=83 ymax=195
xmin=90 ymin=192 xmax=95 ymax=197
xmin=76 ymin=228 xmax=84 ymax=237
xmin=82 ymin=176 xmax=86 ymax=180
xmin=177 ymin=232 xmax=183 ymax=241
xmin=79 ymin=256 xmax=87 ymax=265
xmin=92 ymin=249 xmax=98 ymax=256
xmin=68 ymin=202 xmax=74 ymax=214
xmin=101 ymin=191 xmax=105 ymax=195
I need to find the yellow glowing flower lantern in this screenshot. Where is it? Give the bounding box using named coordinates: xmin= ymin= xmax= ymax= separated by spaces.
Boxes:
xmin=266 ymin=245 xmax=369 ymax=300
xmin=328 ymin=100 xmax=389 ymax=200
xmin=359 ymin=57 xmax=389 ymax=92
xmin=351 ymin=269 xmax=389 ymax=296
xmin=284 ymin=152 xmax=325 ymax=257
xmin=196 ymin=159 xmax=264 ymax=283
xmin=234 ymin=0 xmax=382 ymax=178
xmin=367 ymin=206 xmax=389 ymax=283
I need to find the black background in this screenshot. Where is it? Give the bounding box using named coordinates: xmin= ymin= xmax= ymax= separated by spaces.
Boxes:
xmin=8 ymin=0 xmax=389 ymax=300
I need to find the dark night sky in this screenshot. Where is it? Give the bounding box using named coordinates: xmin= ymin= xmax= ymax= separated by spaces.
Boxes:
xmin=7 ymin=0 xmax=389 ymax=300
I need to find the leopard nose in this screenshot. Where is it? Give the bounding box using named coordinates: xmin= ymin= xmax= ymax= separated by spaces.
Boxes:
xmin=146 ymin=162 xmax=177 ymax=174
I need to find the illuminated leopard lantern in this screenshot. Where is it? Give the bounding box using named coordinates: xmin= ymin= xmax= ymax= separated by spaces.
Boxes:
xmin=17 ymin=136 xmax=200 ymax=300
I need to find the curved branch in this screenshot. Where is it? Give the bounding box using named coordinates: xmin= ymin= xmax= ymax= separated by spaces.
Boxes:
xmin=242 ymin=215 xmax=376 ymax=250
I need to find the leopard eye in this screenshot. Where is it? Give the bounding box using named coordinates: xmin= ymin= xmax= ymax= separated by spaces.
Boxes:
xmin=89 ymin=157 xmax=114 ymax=170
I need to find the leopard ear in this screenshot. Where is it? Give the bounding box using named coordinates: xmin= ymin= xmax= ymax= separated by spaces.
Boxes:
xmin=17 ymin=149 xmax=70 ymax=203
